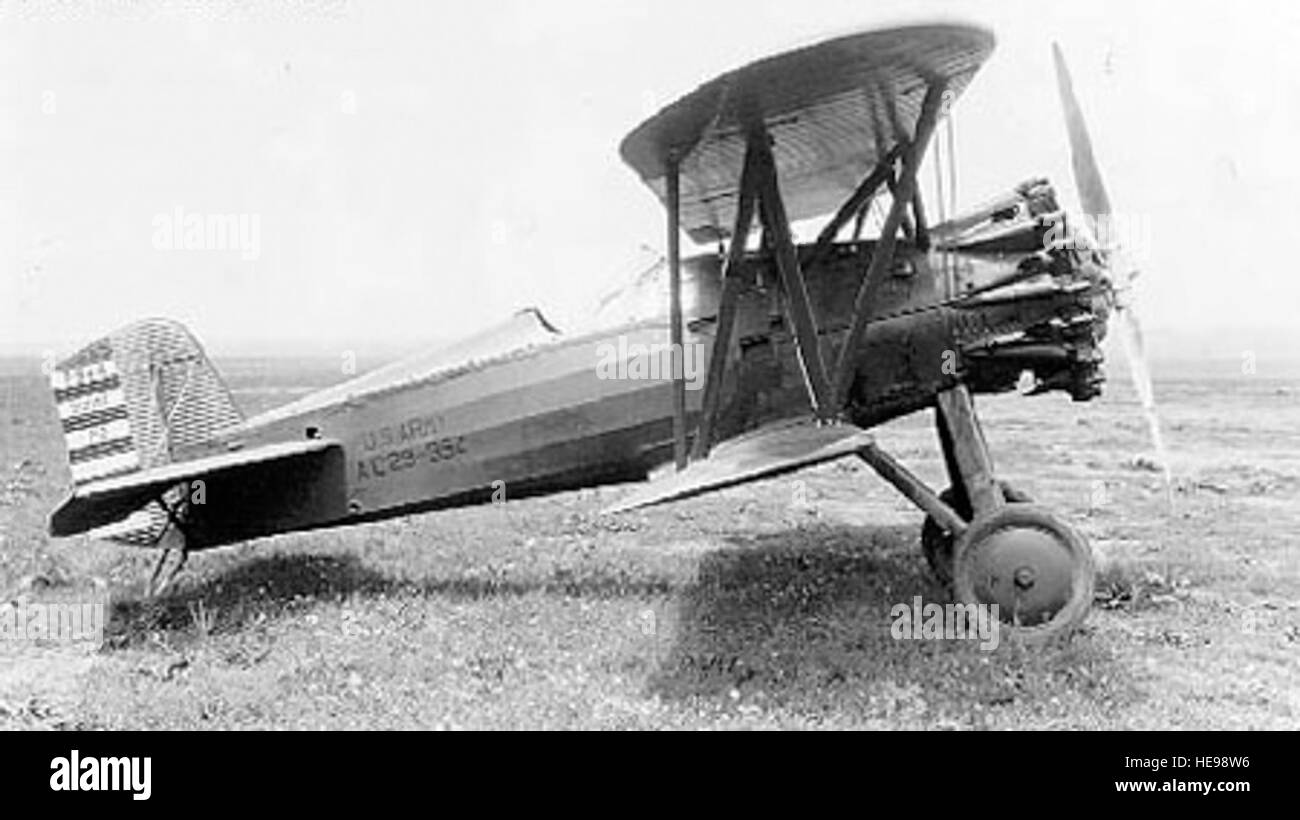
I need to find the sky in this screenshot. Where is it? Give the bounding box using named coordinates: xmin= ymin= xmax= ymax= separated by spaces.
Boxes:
xmin=3 ymin=0 xmax=1300 ymax=360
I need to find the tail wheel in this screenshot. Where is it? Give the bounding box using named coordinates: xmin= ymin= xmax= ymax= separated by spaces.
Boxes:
xmin=921 ymin=481 xmax=1029 ymax=589
xmin=953 ymin=503 xmax=1094 ymax=643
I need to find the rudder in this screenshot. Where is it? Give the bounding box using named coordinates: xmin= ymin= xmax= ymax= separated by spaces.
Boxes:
xmin=49 ymin=318 xmax=242 ymax=545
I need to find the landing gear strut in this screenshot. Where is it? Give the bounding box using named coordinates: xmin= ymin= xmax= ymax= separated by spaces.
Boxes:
xmin=934 ymin=386 xmax=1093 ymax=641
xmin=859 ymin=385 xmax=1094 ymax=642
xmin=921 ymin=481 xmax=1030 ymax=590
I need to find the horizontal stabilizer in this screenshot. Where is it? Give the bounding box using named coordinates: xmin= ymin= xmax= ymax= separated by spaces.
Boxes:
xmin=603 ymin=420 xmax=873 ymax=514
xmin=49 ymin=438 xmax=341 ymax=538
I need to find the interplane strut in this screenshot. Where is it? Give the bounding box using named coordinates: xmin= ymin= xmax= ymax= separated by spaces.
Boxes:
xmin=687 ymin=81 xmax=948 ymax=458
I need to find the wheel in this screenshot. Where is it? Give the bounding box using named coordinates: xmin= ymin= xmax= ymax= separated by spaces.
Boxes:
xmin=921 ymin=482 xmax=1029 ymax=589
xmin=952 ymin=503 xmax=1095 ymax=644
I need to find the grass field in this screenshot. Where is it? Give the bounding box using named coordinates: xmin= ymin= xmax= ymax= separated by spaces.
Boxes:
xmin=1 ymin=353 xmax=1297 ymax=729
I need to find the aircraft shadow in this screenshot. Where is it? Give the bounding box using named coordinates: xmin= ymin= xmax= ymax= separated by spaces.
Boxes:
xmin=104 ymin=523 xmax=931 ymax=652
xmin=642 ymin=522 xmax=1121 ymax=719
xmin=102 ymin=523 xmax=1118 ymax=723
xmin=108 ymin=554 xmax=394 ymax=646
xmin=105 ymin=550 xmax=679 ymax=647
xmin=644 ymin=522 xmax=951 ymax=700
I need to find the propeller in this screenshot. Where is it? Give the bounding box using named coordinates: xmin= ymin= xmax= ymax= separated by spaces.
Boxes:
xmin=1052 ymin=43 xmax=1173 ymax=504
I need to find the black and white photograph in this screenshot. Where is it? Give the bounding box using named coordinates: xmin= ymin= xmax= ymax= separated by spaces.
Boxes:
xmin=0 ymin=0 xmax=1294 ymax=758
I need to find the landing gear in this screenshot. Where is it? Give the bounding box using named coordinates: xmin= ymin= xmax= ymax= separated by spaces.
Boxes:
xmin=921 ymin=485 xmax=1093 ymax=642
xmin=953 ymin=503 xmax=1094 ymax=642
xmin=932 ymin=386 xmax=1093 ymax=641
xmin=921 ymin=481 xmax=1029 ymax=589
xmin=860 ymin=385 xmax=1095 ymax=643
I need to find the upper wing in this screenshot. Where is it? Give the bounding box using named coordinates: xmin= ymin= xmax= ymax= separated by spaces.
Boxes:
xmin=603 ymin=419 xmax=874 ymax=514
xmin=49 ymin=438 xmax=341 ymax=538
xmin=619 ymin=23 xmax=995 ymax=243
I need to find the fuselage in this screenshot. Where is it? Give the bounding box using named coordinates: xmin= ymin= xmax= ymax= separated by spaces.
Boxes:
xmin=175 ymin=180 xmax=1108 ymax=549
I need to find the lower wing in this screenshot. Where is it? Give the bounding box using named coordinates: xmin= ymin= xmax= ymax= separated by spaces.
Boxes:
xmin=604 ymin=419 xmax=874 ymax=514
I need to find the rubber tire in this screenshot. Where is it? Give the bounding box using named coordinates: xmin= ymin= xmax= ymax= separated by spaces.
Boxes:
xmin=952 ymin=502 xmax=1095 ymax=644
xmin=921 ymin=481 xmax=1030 ymax=590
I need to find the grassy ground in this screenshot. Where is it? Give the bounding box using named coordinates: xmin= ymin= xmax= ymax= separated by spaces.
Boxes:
xmin=1 ymin=355 xmax=1297 ymax=729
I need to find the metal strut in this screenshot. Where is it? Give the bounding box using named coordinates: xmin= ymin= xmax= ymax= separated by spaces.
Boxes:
xmin=801 ymin=143 xmax=904 ymax=271
xmin=692 ymin=140 xmax=761 ymax=461
xmin=695 ymin=119 xmax=841 ymax=454
xmin=749 ymin=121 xmax=835 ymax=419
xmin=935 ymin=385 xmax=1004 ymax=517
xmin=666 ymin=152 xmax=688 ymax=472
xmin=857 ymin=441 xmax=966 ymax=534
xmin=146 ymin=547 xmax=189 ymax=598
xmin=693 ymin=81 xmax=948 ymax=455
xmin=145 ymin=487 xmax=192 ymax=597
xmin=832 ymin=81 xmax=947 ymax=409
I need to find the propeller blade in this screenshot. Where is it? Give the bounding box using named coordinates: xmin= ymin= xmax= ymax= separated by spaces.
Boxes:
xmin=1052 ymin=43 xmax=1113 ymax=228
xmin=1115 ymin=303 xmax=1174 ymax=505
xmin=1053 ymin=43 xmax=1172 ymax=506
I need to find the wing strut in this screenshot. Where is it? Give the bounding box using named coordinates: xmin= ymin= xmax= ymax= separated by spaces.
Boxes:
xmin=688 ymin=81 xmax=949 ymax=458
xmin=800 ymin=143 xmax=904 ymax=271
xmin=832 ymin=81 xmax=947 ymax=408
xmin=666 ymin=152 xmax=688 ymax=471
xmin=750 ymin=120 xmax=836 ymax=418
xmin=885 ymin=167 xmax=918 ymax=242
xmin=912 ymin=186 xmax=931 ymax=250
xmin=694 ymin=118 xmax=842 ymax=459
xmin=691 ymin=141 xmax=761 ymax=461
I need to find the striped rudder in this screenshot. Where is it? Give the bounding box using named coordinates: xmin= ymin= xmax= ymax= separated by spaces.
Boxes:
xmin=50 ymin=318 xmax=242 ymax=546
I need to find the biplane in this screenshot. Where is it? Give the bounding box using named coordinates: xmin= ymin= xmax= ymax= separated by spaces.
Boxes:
xmin=46 ymin=22 xmax=1164 ymax=642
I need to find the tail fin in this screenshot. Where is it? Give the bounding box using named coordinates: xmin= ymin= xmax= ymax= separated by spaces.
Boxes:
xmin=49 ymin=318 xmax=241 ymax=545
